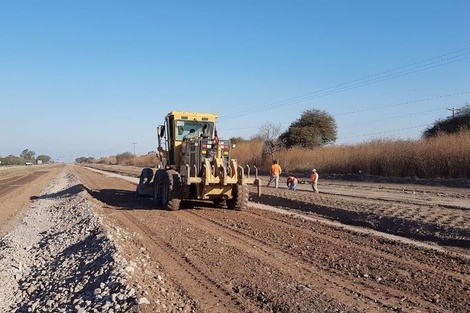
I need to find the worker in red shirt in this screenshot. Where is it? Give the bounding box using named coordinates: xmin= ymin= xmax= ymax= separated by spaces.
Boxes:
xmin=286 ymin=176 xmax=298 ymax=190
xmin=266 ymin=160 xmax=282 ymax=188
xmin=310 ymin=169 xmax=319 ymax=193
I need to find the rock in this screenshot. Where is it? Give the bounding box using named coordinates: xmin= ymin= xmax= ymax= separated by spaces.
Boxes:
xmin=0 ymin=171 xmax=139 ymax=312
xmin=137 ymin=297 xmax=150 ymax=305
xmin=26 ymin=285 xmax=37 ymax=295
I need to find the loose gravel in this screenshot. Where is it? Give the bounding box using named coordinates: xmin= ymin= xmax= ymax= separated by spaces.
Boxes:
xmin=0 ymin=171 xmax=138 ymax=313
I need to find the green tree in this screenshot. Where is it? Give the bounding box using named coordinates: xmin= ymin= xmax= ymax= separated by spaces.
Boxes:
xmin=75 ymin=157 xmax=95 ymax=164
xmin=423 ymin=105 xmax=470 ymax=138
xmin=75 ymin=157 xmax=87 ymax=163
xmin=20 ymin=149 xmax=36 ymax=160
xmin=1 ymin=155 xmax=21 ymax=165
xmin=279 ymin=109 xmax=337 ymax=148
xmin=36 ymin=155 xmax=52 ymax=164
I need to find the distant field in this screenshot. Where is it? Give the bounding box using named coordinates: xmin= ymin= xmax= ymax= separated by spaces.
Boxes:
xmin=0 ymin=165 xmax=53 ymax=176
xmin=0 ymin=166 xmax=25 ymax=173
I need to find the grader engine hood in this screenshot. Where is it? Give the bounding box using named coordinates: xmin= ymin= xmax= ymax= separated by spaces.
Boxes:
xmin=179 ymin=138 xmax=231 ymax=179
xmin=179 ymin=137 xmax=261 ymax=198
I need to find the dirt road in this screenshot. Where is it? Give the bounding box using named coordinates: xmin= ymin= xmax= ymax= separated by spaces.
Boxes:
xmin=1 ymin=164 xmax=468 ymax=312
xmin=0 ymin=164 xmax=65 ymax=235
xmin=72 ymin=165 xmax=469 ymax=313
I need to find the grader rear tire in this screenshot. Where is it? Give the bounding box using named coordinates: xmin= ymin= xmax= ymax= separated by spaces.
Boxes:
xmin=227 ymin=183 xmax=249 ymax=211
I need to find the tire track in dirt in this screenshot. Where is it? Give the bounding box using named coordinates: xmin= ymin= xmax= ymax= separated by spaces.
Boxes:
xmin=0 ymin=165 xmax=65 ymax=235
xmin=325 ymin=181 xmax=470 ymax=198
xmin=0 ymin=171 xmax=51 ymax=195
xmin=242 ymin=209 xmax=470 ymax=309
xmin=184 ymin=209 xmax=465 ymax=312
xmin=72 ymin=166 xmax=258 ymax=312
xmin=142 ymin=209 xmax=362 ymax=313
xmin=246 ymin=208 xmax=469 ymax=265
xmin=319 ymin=189 xmax=469 ymax=211
xmin=116 ymin=210 xmax=257 ymax=313
xmin=179 ymin=210 xmax=412 ymax=312
xmin=252 ymin=187 xmax=470 ymax=249
xmin=74 ymin=165 xmax=470 ymax=312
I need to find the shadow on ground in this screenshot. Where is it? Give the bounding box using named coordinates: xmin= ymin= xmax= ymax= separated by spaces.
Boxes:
xmin=30 ymin=184 xmax=86 ymax=200
xmin=82 ymin=185 xmax=225 ymax=211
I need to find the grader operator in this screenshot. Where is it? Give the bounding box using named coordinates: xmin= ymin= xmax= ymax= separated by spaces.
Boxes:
xmin=137 ymin=111 xmax=261 ymax=211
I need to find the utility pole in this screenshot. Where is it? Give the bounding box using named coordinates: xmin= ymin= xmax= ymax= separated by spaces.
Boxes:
xmin=447 ymin=107 xmax=459 ymax=118
xmin=132 ymin=142 xmax=137 ymax=158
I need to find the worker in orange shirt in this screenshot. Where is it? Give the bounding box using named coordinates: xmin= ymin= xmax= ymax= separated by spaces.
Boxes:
xmin=266 ymin=160 xmax=282 ymax=188
xmin=310 ymin=168 xmax=319 ymax=193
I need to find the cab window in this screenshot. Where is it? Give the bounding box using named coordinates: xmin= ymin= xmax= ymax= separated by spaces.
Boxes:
xmin=174 ymin=121 xmax=213 ymax=141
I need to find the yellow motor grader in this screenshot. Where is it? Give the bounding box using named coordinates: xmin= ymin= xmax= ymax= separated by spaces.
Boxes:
xmin=137 ymin=111 xmax=261 ymax=210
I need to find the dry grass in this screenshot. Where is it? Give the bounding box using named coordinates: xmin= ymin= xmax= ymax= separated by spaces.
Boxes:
xmin=96 ymin=131 xmax=469 ymax=179
xmin=98 ymin=156 xmax=117 ymax=165
xmin=131 ymin=154 xmax=159 ymax=167
xmin=232 ymin=131 xmax=470 ymax=178
xmin=97 ymin=154 xmax=158 ymax=167
xmin=232 ymin=139 xmax=265 ymax=168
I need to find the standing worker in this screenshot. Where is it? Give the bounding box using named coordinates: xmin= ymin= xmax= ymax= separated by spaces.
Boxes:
xmin=310 ymin=169 xmax=319 ymax=193
xmin=266 ymin=160 xmax=282 ymax=188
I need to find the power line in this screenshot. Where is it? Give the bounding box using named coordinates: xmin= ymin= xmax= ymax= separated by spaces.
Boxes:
xmin=220 ymin=47 xmax=470 ymax=120
xmin=58 ymin=47 xmax=470 ymax=159
xmin=341 ymin=108 xmax=446 ymax=128
xmin=335 ymin=91 xmax=470 ymax=116
xmin=218 ymin=91 xmax=468 ymax=132
xmin=338 ymin=124 xmax=430 ymax=140
xmin=229 ymin=54 xmax=470 ymax=118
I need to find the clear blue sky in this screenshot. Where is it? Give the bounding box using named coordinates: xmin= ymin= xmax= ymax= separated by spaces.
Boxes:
xmin=1 ymin=1 xmax=469 ymax=163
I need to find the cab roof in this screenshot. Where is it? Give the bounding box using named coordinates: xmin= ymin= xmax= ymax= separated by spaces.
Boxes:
xmin=167 ymin=111 xmax=218 ymax=122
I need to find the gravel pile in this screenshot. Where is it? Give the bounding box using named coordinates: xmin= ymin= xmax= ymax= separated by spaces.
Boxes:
xmin=0 ymin=171 xmax=138 ymax=313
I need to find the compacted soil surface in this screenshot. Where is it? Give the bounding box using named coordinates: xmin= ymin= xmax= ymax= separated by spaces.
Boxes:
xmin=0 ymin=164 xmax=468 ymax=313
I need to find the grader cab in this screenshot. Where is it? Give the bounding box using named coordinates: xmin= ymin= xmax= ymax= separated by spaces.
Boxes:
xmin=138 ymin=111 xmax=261 ymax=210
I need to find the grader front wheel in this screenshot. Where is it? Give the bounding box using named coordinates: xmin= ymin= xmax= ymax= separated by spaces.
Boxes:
xmin=153 ymin=170 xmax=166 ymax=207
xmin=154 ymin=169 xmax=181 ymax=210
xmin=161 ymin=169 xmax=182 ymax=211
xmin=227 ymin=183 xmax=249 ymax=211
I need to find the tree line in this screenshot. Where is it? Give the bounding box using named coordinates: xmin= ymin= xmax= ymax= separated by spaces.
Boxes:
xmin=0 ymin=149 xmax=52 ymax=165
xmin=73 ymin=105 xmax=470 ymax=166
xmin=232 ymin=105 xmax=470 ymax=161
